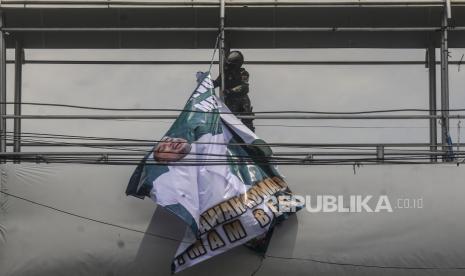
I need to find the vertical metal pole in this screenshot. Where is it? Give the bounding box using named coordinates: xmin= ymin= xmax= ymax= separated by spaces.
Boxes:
xmin=376 ymin=145 xmax=384 ymax=163
xmin=219 ymin=0 xmax=225 ymax=101
xmin=428 ymin=45 xmax=437 ymax=162
xmin=445 ymin=0 xmax=452 ymax=19
xmin=0 ymin=13 xmax=6 ymax=155
xmin=440 ymin=6 xmax=450 ymax=160
xmin=13 ymin=40 xmax=22 ymax=161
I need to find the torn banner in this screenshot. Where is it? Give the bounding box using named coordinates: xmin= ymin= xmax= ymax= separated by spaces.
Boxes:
xmin=126 ymin=73 xmax=299 ymax=273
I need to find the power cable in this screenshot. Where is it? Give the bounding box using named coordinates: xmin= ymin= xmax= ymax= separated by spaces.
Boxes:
xmin=59 ymin=117 xmax=433 ymax=129
xmin=1 ymin=133 xmax=459 ymax=165
xmin=3 ymin=190 xmax=465 ymax=271
xmin=1 ymin=131 xmax=443 ymax=151
xmin=265 ymin=254 xmax=465 ymax=270
xmin=1 ymin=151 xmax=462 ymax=166
xmin=3 ymin=101 xmax=465 ymax=115
xmin=3 ymin=134 xmax=458 ymax=159
xmin=0 ymin=190 xmax=188 ymax=243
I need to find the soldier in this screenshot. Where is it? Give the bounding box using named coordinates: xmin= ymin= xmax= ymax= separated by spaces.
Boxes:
xmin=213 ymin=51 xmax=255 ymax=132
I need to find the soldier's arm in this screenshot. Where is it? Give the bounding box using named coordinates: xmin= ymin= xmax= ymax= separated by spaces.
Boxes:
xmin=212 ymin=75 xmax=221 ymax=88
xmin=228 ymin=69 xmax=249 ymax=95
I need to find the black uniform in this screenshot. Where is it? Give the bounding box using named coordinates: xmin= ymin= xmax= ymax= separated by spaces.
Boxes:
xmin=213 ymin=65 xmax=255 ymax=132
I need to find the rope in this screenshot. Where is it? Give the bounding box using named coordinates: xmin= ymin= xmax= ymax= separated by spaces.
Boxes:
xmin=208 ymin=32 xmax=221 ymax=73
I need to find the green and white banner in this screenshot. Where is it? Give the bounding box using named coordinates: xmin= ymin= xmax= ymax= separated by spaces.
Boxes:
xmin=126 ymin=72 xmax=297 ymax=272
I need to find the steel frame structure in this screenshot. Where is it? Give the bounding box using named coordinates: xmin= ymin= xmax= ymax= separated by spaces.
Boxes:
xmin=0 ymin=0 xmax=463 ymax=8
xmin=0 ymin=0 xmax=462 ymax=164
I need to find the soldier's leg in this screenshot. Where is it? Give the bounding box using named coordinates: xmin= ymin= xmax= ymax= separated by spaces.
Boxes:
xmin=240 ymin=96 xmax=255 ymax=132
xmin=225 ymin=97 xmax=241 ymax=114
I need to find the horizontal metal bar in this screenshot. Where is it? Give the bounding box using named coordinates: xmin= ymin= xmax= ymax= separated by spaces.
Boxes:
xmin=1 ymin=27 xmax=218 ymax=32
xmin=226 ymin=27 xmax=443 ymax=32
xmin=8 ymin=142 xmax=463 ymax=148
xmin=1 ymin=114 xmax=464 ymax=120
xmin=6 ymin=60 xmax=424 ymax=65
xmin=2 ymin=0 xmax=464 ymax=8
xmin=0 ymin=151 xmax=141 ymax=156
xmin=2 ymin=27 xmax=460 ymax=32
xmin=0 ymin=150 xmax=461 ymax=166
xmin=9 ymin=142 xmax=157 ymax=147
xmin=6 ymin=26 xmax=465 ymax=33
xmin=6 ymin=60 xmax=465 ymax=66
xmin=0 ymin=150 xmax=459 ymax=157
xmin=3 ymin=26 xmax=465 ymax=34
xmin=0 ymin=0 xmax=456 ymax=6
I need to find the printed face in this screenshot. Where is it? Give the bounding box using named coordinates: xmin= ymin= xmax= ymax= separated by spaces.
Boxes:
xmin=153 ymin=137 xmax=191 ymax=162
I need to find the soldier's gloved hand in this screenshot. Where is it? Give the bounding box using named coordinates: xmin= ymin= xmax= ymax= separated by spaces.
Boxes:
xmin=196 ymin=71 xmax=205 ymax=83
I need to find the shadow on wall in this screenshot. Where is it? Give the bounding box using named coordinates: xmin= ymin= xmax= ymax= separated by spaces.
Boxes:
xmin=131 ymin=207 xmax=186 ymax=276
xmin=266 ymin=214 xmax=299 ymax=258
xmin=131 ymin=207 xmax=299 ymax=276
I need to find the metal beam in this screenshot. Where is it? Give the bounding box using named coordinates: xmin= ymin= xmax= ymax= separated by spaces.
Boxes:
xmin=428 ymin=45 xmax=438 ymax=162
xmin=4 ymin=59 xmax=465 ymax=66
xmin=376 ymin=145 xmax=385 ymax=162
xmin=0 ymin=14 xmax=6 ymax=154
xmin=446 ymin=0 xmax=453 ymax=18
xmin=4 ymin=26 xmax=465 ymax=33
xmin=13 ymin=40 xmax=23 ymax=160
xmin=226 ymin=27 xmax=444 ymax=32
xmin=0 ymin=150 xmax=462 ymax=166
xmin=1 ymin=27 xmax=218 ymax=32
xmin=1 ymin=27 xmax=454 ymax=32
xmin=0 ymin=150 xmax=460 ymax=157
xmin=440 ymin=6 xmax=451 ymax=160
xmin=0 ymin=0 xmax=463 ymax=7
xmin=9 ymin=142 xmax=464 ymax=148
xmin=1 ymin=114 xmax=465 ymax=120
xmin=219 ymin=0 xmax=225 ymax=101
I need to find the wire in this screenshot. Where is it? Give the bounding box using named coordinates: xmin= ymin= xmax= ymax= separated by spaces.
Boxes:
xmin=1 ymin=131 xmax=442 ymax=151
xmin=0 ymin=132 xmax=427 ymax=153
xmin=245 ymin=124 xmax=431 ymax=129
xmin=1 ymin=151 xmax=463 ymax=166
xmin=208 ymin=32 xmax=221 ymax=73
xmin=2 ymin=134 xmax=455 ymax=157
xmin=1 ymin=135 xmax=461 ymax=168
xmin=3 ymin=131 xmax=429 ymax=146
xmin=1 ymin=131 xmax=460 ymax=165
xmin=0 ymin=190 xmax=191 ymax=243
xmin=4 ymin=101 xmax=465 ymax=115
xmin=89 ymin=118 xmax=434 ymax=129
xmin=251 ymin=256 xmax=265 ymax=276
xmin=265 ymin=254 xmax=465 ymax=270
xmin=1 ymin=133 xmax=460 ymax=165
xmin=3 ymin=189 xmax=465 ymax=271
